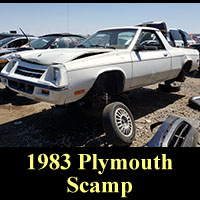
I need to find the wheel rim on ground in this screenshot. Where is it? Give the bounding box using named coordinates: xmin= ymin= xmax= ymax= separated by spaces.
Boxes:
xmin=114 ymin=107 xmax=133 ymax=137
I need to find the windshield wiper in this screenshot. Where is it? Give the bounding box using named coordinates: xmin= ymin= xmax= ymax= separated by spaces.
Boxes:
xmin=90 ymin=45 xmax=116 ymax=49
xmin=77 ymin=44 xmax=87 ymax=48
xmin=105 ymin=46 xmax=116 ymax=49
xmin=77 ymin=44 xmax=116 ymax=49
xmin=90 ymin=44 xmax=105 ymax=48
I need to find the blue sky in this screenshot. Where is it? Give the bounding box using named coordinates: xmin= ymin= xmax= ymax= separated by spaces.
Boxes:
xmin=0 ymin=3 xmax=200 ymax=36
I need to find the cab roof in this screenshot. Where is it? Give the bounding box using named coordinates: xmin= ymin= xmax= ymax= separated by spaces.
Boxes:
xmin=40 ymin=33 xmax=86 ymax=38
xmin=97 ymin=26 xmax=159 ymax=32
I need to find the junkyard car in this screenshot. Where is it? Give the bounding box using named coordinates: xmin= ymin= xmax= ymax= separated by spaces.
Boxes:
xmin=26 ymin=33 xmax=86 ymax=49
xmin=138 ymin=21 xmax=196 ymax=47
xmin=168 ymin=29 xmax=196 ymax=47
xmin=0 ymin=33 xmax=86 ymax=71
xmin=0 ymin=36 xmax=36 ymax=49
xmin=0 ymin=36 xmax=37 ymax=71
xmin=0 ymin=26 xmax=199 ymax=106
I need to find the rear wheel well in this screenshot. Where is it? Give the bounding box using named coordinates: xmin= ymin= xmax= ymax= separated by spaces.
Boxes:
xmin=169 ymin=60 xmax=193 ymax=83
xmin=182 ymin=60 xmax=192 ymax=73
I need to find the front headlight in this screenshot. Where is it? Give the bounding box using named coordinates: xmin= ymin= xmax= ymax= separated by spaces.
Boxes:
xmin=4 ymin=59 xmax=17 ymax=73
xmin=44 ymin=64 xmax=68 ymax=87
xmin=53 ymin=67 xmax=60 ymax=81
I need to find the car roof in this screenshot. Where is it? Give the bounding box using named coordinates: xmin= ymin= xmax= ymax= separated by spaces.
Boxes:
xmin=169 ymin=28 xmax=179 ymax=31
xmin=97 ymin=26 xmax=159 ymax=32
xmin=0 ymin=33 xmax=34 ymax=37
xmin=0 ymin=36 xmax=37 ymax=41
xmin=40 ymin=33 xmax=86 ymax=38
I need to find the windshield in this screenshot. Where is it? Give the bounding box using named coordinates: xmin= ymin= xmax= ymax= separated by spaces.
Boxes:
xmin=78 ymin=29 xmax=137 ymax=49
xmin=29 ymin=35 xmax=85 ymax=49
xmin=29 ymin=36 xmax=56 ymax=49
xmin=53 ymin=36 xmax=85 ymax=48
xmin=0 ymin=37 xmax=15 ymax=47
xmin=183 ymin=31 xmax=193 ymax=41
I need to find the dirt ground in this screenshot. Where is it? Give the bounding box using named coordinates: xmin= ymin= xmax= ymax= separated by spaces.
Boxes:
xmin=0 ymin=72 xmax=200 ymax=147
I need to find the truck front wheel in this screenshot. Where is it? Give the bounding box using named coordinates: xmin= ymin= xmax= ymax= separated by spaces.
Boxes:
xmin=102 ymin=102 xmax=136 ymax=146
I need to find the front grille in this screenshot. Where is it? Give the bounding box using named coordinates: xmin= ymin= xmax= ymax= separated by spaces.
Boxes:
xmin=8 ymin=80 xmax=34 ymax=94
xmin=15 ymin=65 xmax=45 ymax=78
xmin=168 ymin=121 xmax=190 ymax=147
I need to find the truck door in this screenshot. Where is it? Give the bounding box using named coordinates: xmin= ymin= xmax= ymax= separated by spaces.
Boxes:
xmin=130 ymin=30 xmax=172 ymax=88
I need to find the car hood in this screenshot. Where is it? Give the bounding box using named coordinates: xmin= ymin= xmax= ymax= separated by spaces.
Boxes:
xmin=0 ymin=48 xmax=15 ymax=54
xmin=16 ymin=48 xmax=113 ymax=65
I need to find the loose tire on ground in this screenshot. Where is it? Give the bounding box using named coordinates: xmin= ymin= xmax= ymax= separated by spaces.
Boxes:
xmin=102 ymin=102 xmax=136 ymax=146
xmin=158 ymin=80 xmax=181 ymax=92
xmin=188 ymin=95 xmax=200 ymax=111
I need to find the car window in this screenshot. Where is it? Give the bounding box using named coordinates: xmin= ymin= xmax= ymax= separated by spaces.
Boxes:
xmin=183 ymin=31 xmax=193 ymax=40
xmin=135 ymin=30 xmax=165 ymax=50
xmin=166 ymin=32 xmax=175 ymax=47
xmin=0 ymin=37 xmax=15 ymax=47
xmin=85 ymin=33 xmax=110 ymax=48
xmin=170 ymin=30 xmax=182 ymax=40
xmin=29 ymin=36 xmax=56 ymax=49
xmin=7 ymin=38 xmax=28 ymax=48
xmin=79 ymin=29 xmax=137 ymax=49
xmin=54 ymin=36 xmax=85 ymax=48
xmin=118 ymin=31 xmax=136 ymax=47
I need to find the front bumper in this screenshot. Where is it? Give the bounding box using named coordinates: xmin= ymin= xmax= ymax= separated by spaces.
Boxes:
xmin=0 ymin=73 xmax=70 ymax=105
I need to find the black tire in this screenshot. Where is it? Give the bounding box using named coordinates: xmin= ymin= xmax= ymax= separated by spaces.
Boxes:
xmin=188 ymin=95 xmax=200 ymax=111
xmin=158 ymin=81 xmax=181 ymax=92
xmin=102 ymin=102 xmax=136 ymax=146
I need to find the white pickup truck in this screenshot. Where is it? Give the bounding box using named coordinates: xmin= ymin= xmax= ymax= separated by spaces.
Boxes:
xmin=0 ymin=26 xmax=199 ymax=105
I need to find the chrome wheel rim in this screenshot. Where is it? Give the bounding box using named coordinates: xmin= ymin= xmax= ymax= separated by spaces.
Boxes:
xmin=114 ymin=107 xmax=133 ymax=137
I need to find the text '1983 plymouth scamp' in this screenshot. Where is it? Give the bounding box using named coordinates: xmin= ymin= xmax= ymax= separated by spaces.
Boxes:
xmin=0 ymin=26 xmax=199 ymax=146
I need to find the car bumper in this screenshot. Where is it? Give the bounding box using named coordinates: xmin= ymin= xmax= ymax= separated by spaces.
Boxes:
xmin=0 ymin=73 xmax=70 ymax=105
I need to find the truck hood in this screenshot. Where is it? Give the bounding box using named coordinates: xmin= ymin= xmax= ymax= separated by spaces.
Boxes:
xmin=16 ymin=48 xmax=113 ymax=65
xmin=0 ymin=48 xmax=16 ymax=55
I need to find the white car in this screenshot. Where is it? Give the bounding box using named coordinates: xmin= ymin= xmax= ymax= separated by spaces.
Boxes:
xmin=0 ymin=36 xmax=36 ymax=49
xmin=181 ymin=30 xmax=196 ymax=46
xmin=0 ymin=26 xmax=199 ymax=106
xmin=168 ymin=28 xmax=196 ymax=47
xmin=168 ymin=28 xmax=184 ymax=47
